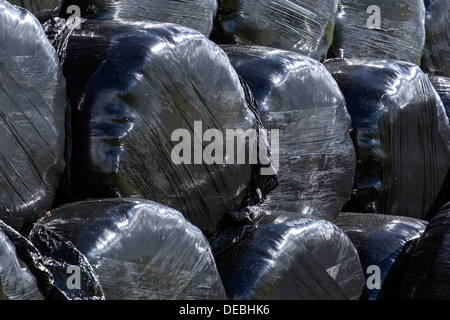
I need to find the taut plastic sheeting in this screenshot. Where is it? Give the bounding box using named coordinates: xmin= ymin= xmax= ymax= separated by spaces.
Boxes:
xmin=0 ymin=227 xmax=44 ymax=300
xmin=215 ymin=211 xmax=365 ymax=300
xmin=59 ymin=0 xmax=218 ymax=37
xmin=0 ymin=1 xmax=67 ymax=233
xmin=324 ymin=58 xmax=450 ymax=220
xmin=328 ymin=0 xmax=426 ymax=65
xmin=386 ymin=201 xmax=450 ymax=299
xmin=222 ymin=45 xmax=356 ymax=222
xmin=29 ymin=198 xmax=227 ymax=300
xmin=421 ymin=0 xmax=450 ymax=78
xmin=334 ymin=212 xmax=427 ymax=300
xmin=56 ymin=19 xmax=278 ymax=237
xmin=211 ymin=0 xmax=339 ymax=61
xmin=6 ymin=0 xmax=63 ymax=22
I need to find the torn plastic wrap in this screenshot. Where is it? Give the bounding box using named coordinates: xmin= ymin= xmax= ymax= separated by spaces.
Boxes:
xmin=58 ymin=19 xmax=277 ymax=237
xmin=334 ymin=212 xmax=427 ymax=300
xmin=0 ymin=227 xmax=44 ymax=300
xmin=59 ymin=0 xmax=218 ymax=37
xmin=324 ymin=58 xmax=450 ymax=220
xmin=211 ymin=0 xmax=339 ymax=61
xmin=0 ymin=219 xmax=104 ymax=300
xmin=384 ymin=202 xmax=450 ymax=299
xmin=0 ymin=1 xmax=67 ymax=233
xmin=6 ymin=0 xmax=63 ymax=22
xmin=222 ymin=45 xmax=356 ymax=222
xmin=421 ymin=0 xmax=450 ymax=77
xmin=328 ymin=0 xmax=426 ymax=65
xmin=214 ymin=211 xmax=365 ymax=300
xmin=29 ymin=198 xmax=227 ymax=300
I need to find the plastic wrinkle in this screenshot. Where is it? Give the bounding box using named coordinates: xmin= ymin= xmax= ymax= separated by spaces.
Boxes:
xmin=334 ymin=212 xmax=427 ymax=300
xmin=31 ymin=198 xmax=226 ymax=300
xmin=59 ymin=0 xmax=218 ymax=37
xmin=215 ymin=211 xmax=365 ymax=300
xmin=324 ymin=58 xmax=450 ymax=220
xmin=0 ymin=0 xmax=67 ymax=232
xmin=222 ymin=45 xmax=356 ymax=222
xmin=211 ymin=0 xmax=339 ymax=61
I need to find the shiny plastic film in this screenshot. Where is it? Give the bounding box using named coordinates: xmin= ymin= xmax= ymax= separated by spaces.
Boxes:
xmin=29 ymin=198 xmax=227 ymax=300
xmin=215 ymin=211 xmax=365 ymax=300
xmin=324 ymin=58 xmax=450 ymax=220
xmin=0 ymin=0 xmax=67 ymax=232
xmin=0 ymin=227 xmax=44 ymax=300
xmin=57 ymin=19 xmax=278 ymax=237
xmin=334 ymin=212 xmax=427 ymax=300
xmin=328 ymin=0 xmax=426 ymax=65
xmin=211 ymin=0 xmax=339 ymax=61
xmin=5 ymin=0 xmax=63 ymax=22
xmin=421 ymin=0 xmax=450 ymax=77
xmin=59 ymin=0 xmax=218 ymax=37
xmin=381 ymin=202 xmax=450 ymax=299
xmin=222 ymin=45 xmax=356 ymax=222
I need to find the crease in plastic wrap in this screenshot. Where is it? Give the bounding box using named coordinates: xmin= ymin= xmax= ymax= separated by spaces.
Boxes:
xmin=29 ymin=198 xmax=227 ymax=300
xmin=0 ymin=220 xmax=104 ymax=300
xmin=214 ymin=211 xmax=365 ymax=300
xmin=59 ymin=0 xmax=218 ymax=37
xmin=334 ymin=212 xmax=427 ymax=300
xmin=0 ymin=226 xmax=44 ymax=300
xmin=421 ymin=0 xmax=450 ymax=78
xmin=0 ymin=1 xmax=67 ymax=233
xmin=5 ymin=0 xmax=63 ymax=22
xmin=324 ymin=58 xmax=450 ymax=220
xmin=221 ymin=45 xmax=356 ymax=222
xmin=211 ymin=0 xmax=339 ymax=61
xmin=379 ymin=202 xmax=450 ymax=299
xmin=328 ymin=0 xmax=426 ymax=65
xmin=50 ymin=18 xmax=277 ymax=238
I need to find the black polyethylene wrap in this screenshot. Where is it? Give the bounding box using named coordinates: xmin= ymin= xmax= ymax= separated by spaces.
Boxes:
xmin=334 ymin=212 xmax=427 ymax=300
xmin=223 ymin=45 xmax=356 ymax=221
xmin=421 ymin=0 xmax=450 ymax=77
xmin=0 ymin=227 xmax=44 ymax=300
xmin=328 ymin=0 xmax=426 ymax=65
xmin=215 ymin=212 xmax=365 ymax=300
xmin=212 ymin=0 xmax=339 ymax=61
xmin=60 ymin=0 xmax=218 ymax=37
xmin=6 ymin=0 xmax=63 ymax=22
xmin=325 ymin=58 xmax=450 ymax=220
xmin=390 ymin=202 xmax=450 ymax=299
xmin=59 ymin=19 xmax=275 ymax=236
xmin=429 ymin=76 xmax=450 ymax=118
xmin=0 ymin=1 xmax=67 ymax=232
xmin=30 ymin=198 xmax=227 ymax=300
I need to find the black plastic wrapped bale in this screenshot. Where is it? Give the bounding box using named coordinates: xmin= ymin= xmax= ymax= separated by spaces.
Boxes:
xmin=421 ymin=0 xmax=450 ymax=77
xmin=334 ymin=212 xmax=427 ymax=300
xmin=0 ymin=1 xmax=67 ymax=233
xmin=6 ymin=0 xmax=63 ymax=22
xmin=0 ymin=220 xmax=104 ymax=300
xmin=222 ymin=45 xmax=356 ymax=222
xmin=59 ymin=0 xmax=218 ymax=37
xmin=328 ymin=0 xmax=426 ymax=65
xmin=385 ymin=202 xmax=450 ymax=299
xmin=58 ymin=19 xmax=277 ymax=237
xmin=0 ymin=227 xmax=44 ymax=300
xmin=215 ymin=212 xmax=365 ymax=300
xmin=211 ymin=0 xmax=339 ymax=61
xmin=429 ymin=76 xmax=450 ymax=118
xmin=29 ymin=198 xmax=227 ymax=300
xmin=324 ymin=58 xmax=450 ymax=220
